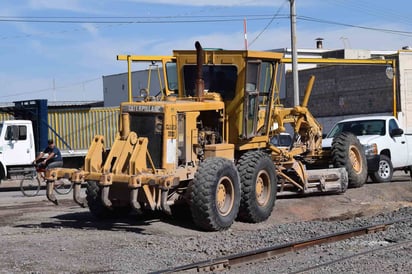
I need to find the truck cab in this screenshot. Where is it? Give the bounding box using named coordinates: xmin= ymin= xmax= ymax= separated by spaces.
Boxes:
xmin=0 ymin=120 xmax=36 ymax=180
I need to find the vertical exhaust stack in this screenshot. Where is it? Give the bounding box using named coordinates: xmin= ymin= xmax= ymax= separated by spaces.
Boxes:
xmin=195 ymin=41 xmax=205 ymax=100
xmin=316 ymin=38 xmax=324 ymax=49
xmin=121 ymin=112 xmax=130 ymax=140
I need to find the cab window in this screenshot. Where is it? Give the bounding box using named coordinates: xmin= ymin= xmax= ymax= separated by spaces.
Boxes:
xmin=183 ymin=65 xmax=237 ymax=100
xmin=5 ymin=125 xmax=27 ymax=141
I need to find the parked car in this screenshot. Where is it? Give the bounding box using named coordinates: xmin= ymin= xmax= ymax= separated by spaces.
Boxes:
xmin=322 ymin=116 xmax=412 ymax=183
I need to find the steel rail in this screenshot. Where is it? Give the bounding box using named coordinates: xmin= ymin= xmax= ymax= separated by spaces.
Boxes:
xmin=291 ymin=239 xmax=412 ymax=274
xmin=151 ymin=217 xmax=412 ymax=273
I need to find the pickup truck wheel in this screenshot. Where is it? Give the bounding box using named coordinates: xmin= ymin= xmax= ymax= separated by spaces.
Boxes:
xmin=189 ymin=157 xmax=240 ymax=231
xmin=237 ymin=151 xmax=277 ymax=223
xmin=370 ymin=155 xmax=393 ymax=183
xmin=332 ymin=132 xmax=367 ymax=188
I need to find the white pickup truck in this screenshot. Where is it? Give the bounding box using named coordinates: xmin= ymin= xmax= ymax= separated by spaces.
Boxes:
xmin=323 ymin=116 xmax=412 ymax=183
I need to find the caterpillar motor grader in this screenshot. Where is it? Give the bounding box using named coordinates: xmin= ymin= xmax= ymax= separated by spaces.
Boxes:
xmin=45 ymin=42 xmax=366 ymax=231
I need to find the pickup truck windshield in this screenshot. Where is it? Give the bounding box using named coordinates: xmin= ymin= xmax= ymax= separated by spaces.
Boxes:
xmin=327 ymin=120 xmax=386 ymax=138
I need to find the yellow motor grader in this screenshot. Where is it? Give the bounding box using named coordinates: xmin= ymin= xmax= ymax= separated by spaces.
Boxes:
xmin=46 ymin=42 xmax=366 ymax=231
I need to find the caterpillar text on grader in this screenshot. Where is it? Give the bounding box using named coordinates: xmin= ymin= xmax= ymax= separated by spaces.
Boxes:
xmin=45 ymin=42 xmax=367 ymax=231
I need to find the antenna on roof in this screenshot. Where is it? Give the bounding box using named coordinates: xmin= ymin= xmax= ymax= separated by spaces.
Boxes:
xmin=244 ymin=18 xmax=248 ymax=50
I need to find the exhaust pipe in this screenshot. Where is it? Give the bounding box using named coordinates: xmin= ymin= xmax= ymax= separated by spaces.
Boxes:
xmin=195 ymin=41 xmax=204 ymax=100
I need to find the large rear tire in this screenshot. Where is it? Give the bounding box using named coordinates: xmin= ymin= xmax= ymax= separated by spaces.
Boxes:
xmin=370 ymin=155 xmax=393 ymax=183
xmin=189 ymin=157 xmax=240 ymax=231
xmin=332 ymin=132 xmax=367 ymax=188
xmin=237 ymin=151 xmax=277 ymax=223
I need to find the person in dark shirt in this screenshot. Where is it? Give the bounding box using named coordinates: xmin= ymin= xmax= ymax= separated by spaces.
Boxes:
xmin=33 ymin=139 xmax=63 ymax=169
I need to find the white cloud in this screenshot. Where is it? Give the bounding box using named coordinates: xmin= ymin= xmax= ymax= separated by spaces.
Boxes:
xmin=1 ymin=0 xmax=410 ymax=104
xmin=81 ymin=23 xmax=100 ymax=37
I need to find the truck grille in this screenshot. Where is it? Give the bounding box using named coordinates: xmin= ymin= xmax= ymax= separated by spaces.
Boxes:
xmin=129 ymin=113 xmax=163 ymax=169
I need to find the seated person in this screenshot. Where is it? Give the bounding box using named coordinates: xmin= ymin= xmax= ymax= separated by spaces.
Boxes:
xmin=34 ymin=139 xmax=63 ymax=169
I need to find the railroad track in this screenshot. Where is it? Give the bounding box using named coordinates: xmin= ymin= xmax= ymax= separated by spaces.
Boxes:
xmin=151 ymin=217 xmax=412 ymax=273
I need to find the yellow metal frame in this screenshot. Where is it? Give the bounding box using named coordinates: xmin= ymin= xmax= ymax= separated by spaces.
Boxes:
xmin=117 ymin=55 xmax=176 ymax=102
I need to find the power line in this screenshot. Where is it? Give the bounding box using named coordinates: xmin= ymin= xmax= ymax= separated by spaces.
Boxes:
xmin=328 ymin=0 xmax=412 ymax=28
xmin=0 ymin=78 xmax=100 ymax=99
xmin=248 ymin=0 xmax=289 ymax=47
xmin=0 ymin=14 xmax=285 ymax=24
xmin=298 ymin=15 xmax=412 ymax=37
xmin=1 ymin=9 xmax=412 ymax=42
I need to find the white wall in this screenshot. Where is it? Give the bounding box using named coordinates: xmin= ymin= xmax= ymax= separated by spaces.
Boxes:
xmin=103 ymin=70 xmax=164 ymax=107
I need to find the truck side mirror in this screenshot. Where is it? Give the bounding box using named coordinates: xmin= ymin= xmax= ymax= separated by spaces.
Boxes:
xmin=390 ymin=128 xmax=404 ymax=137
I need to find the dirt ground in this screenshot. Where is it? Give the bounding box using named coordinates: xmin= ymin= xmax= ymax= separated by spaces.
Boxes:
xmin=1 ymin=172 xmax=411 ymax=232
xmin=0 ymin=172 xmax=411 ymax=273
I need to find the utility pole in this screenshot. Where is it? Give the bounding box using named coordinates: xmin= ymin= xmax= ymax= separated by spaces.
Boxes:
xmin=52 ymin=77 xmax=56 ymax=102
xmin=290 ymin=0 xmax=299 ymax=106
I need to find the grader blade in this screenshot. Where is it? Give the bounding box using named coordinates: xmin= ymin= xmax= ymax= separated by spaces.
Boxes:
xmin=305 ymin=168 xmax=348 ymax=194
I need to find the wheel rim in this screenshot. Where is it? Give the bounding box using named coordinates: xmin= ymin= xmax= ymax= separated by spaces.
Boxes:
xmin=216 ymin=176 xmax=235 ymax=217
xmin=255 ymin=170 xmax=271 ymax=206
xmin=378 ymin=160 xmax=391 ymax=179
xmin=349 ymin=145 xmax=362 ymax=173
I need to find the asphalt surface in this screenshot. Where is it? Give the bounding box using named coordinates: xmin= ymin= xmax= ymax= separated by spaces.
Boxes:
xmin=0 ymin=179 xmax=26 ymax=191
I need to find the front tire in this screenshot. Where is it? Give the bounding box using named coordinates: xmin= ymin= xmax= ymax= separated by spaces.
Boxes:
xmin=189 ymin=157 xmax=241 ymax=231
xmin=370 ymin=155 xmax=393 ymax=183
xmin=237 ymin=151 xmax=277 ymax=223
xmin=332 ymin=132 xmax=367 ymax=188
xmin=86 ymin=181 xmax=114 ymax=219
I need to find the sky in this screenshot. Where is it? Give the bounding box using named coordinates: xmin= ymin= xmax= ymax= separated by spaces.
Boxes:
xmin=1 ymin=0 xmax=411 ymax=103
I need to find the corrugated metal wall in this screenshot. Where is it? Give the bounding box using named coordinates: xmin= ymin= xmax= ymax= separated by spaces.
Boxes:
xmin=1 ymin=107 xmax=119 ymax=151
xmin=47 ymin=107 xmax=119 ymax=151
xmin=0 ymin=112 xmax=13 ymax=121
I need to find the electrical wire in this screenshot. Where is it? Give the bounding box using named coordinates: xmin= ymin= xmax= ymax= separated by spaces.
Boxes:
xmin=0 ymin=78 xmax=100 ymax=99
xmin=248 ymin=0 xmax=289 ymax=47
xmin=299 ymin=15 xmax=412 ymax=37
xmin=0 ymin=14 xmax=285 ymax=24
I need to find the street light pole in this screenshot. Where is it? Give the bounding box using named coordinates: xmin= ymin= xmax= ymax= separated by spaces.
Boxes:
xmin=290 ymin=0 xmax=300 ymax=106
